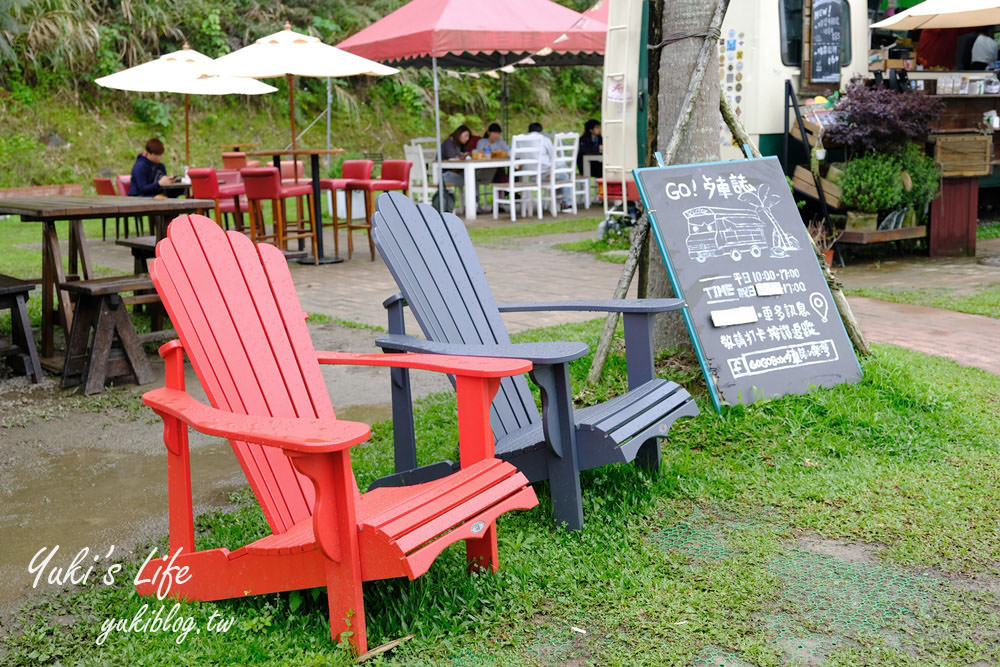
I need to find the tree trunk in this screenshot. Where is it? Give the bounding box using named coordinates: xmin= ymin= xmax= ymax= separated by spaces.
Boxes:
xmin=647 ymin=0 xmax=724 ymax=351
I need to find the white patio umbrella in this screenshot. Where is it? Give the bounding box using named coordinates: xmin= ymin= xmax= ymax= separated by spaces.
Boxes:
xmin=96 ymin=45 xmax=278 ymax=164
xmin=872 ymin=0 xmax=1000 ymax=30
xmin=211 ymin=23 xmax=398 ymax=152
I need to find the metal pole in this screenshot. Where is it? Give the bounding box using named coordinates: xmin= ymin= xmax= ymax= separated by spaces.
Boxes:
xmin=502 ymin=70 xmax=509 ymax=142
xmin=433 ymin=56 xmax=444 ymax=212
xmin=326 ymin=77 xmax=332 ymax=173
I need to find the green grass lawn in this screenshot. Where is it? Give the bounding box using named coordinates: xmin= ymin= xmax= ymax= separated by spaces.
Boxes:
xmin=466 ymin=218 xmax=601 ymax=245
xmin=846 ymin=284 xmax=1000 ymax=320
xmin=554 ymin=229 xmax=631 ymax=264
xmin=5 ymin=315 xmax=1000 ymax=665
xmin=978 ymin=222 xmax=1000 ymax=239
xmin=0 ymin=216 xmax=123 ymax=336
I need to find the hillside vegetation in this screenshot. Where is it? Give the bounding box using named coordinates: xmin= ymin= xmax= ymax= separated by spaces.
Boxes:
xmin=0 ymin=0 xmax=601 ymax=188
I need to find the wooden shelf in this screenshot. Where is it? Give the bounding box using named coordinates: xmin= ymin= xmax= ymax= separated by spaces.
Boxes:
xmin=839 ymin=225 xmax=927 ymax=245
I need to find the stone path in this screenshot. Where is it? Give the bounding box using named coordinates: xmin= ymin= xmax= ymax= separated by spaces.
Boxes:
xmin=849 ymin=297 xmax=1000 ymax=376
xmin=81 ymin=223 xmax=1000 ymax=376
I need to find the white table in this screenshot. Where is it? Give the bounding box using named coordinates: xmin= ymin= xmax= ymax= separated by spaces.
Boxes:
xmin=582 ymin=154 xmax=603 ymax=179
xmin=434 ymin=158 xmax=509 ymax=221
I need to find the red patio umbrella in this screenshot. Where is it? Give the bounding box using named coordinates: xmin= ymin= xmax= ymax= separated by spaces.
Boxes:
xmin=337 ymin=0 xmax=604 ymax=67
xmin=338 ymin=0 xmax=606 ymax=210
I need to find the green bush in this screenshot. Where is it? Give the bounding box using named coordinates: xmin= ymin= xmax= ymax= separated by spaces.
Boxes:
xmin=840 ymin=152 xmax=904 ymax=213
xmin=897 ymin=142 xmax=940 ymax=220
xmin=132 ymin=98 xmax=173 ymax=132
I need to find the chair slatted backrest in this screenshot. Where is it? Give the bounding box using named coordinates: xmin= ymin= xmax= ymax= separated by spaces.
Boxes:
xmin=553 ymin=132 xmax=578 ymax=177
xmin=373 ymin=193 xmax=540 ymax=440
xmin=509 ymin=134 xmax=543 ymax=187
xmin=404 ymin=145 xmax=428 ymax=187
xmin=150 ymin=214 xmax=351 ymax=534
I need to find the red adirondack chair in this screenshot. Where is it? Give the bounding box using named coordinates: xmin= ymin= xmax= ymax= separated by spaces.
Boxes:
xmin=137 ymin=214 xmax=538 ymax=654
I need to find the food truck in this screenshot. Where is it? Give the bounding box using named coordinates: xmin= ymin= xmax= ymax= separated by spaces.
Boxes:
xmin=718 ymin=0 xmax=872 ymax=159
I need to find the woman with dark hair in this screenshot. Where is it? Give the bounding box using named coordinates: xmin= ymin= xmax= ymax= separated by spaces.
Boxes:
xmin=577 ymin=119 xmax=602 ymax=176
xmin=441 ymin=125 xmax=472 ymax=161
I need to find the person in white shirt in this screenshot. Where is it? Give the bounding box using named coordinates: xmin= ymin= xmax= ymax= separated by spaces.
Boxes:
xmin=971 ymin=27 xmax=998 ymax=69
xmin=527 ymin=122 xmax=572 ymax=210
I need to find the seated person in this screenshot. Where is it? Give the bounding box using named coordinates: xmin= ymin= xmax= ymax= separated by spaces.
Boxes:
xmin=577 ymin=119 xmax=603 ymax=177
xmin=441 ymin=125 xmax=471 ymax=162
xmin=441 ymin=125 xmax=493 ymax=213
xmin=128 ymin=138 xmax=175 ymax=197
xmin=970 ymin=27 xmax=999 ymax=69
xmin=475 ymin=123 xmax=510 ymax=155
xmin=527 ymin=122 xmax=572 ymax=212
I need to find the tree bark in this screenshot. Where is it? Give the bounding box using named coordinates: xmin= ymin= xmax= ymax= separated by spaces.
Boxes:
xmin=647 ymin=0 xmax=725 ymax=351
xmin=586 ymin=0 xmax=729 ymax=385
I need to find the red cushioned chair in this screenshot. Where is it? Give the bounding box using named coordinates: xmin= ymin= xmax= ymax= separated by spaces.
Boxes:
xmin=113 ymin=175 xmax=146 ymax=237
xmin=92 ymin=177 xmax=121 ymax=240
xmin=240 ymin=167 xmax=317 ymax=263
xmin=115 ymin=174 xmax=130 ymax=196
xmin=346 ymin=160 xmax=412 ymax=261
xmin=319 ymin=160 xmax=374 ymax=258
xmin=188 ymin=168 xmax=249 ymax=231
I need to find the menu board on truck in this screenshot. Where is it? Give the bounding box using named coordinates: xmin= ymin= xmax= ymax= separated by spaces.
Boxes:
xmin=634 ymin=156 xmax=861 ymax=410
xmin=810 ymin=0 xmax=842 ymax=84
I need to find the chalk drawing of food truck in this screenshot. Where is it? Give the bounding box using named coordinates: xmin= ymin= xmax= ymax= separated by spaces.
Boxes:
xmin=683 ymin=206 xmax=768 ymax=263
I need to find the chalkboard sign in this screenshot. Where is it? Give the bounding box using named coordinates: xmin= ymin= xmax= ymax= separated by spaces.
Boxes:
xmin=634 ymin=157 xmax=861 ymax=410
xmin=811 ymin=0 xmax=842 ymax=84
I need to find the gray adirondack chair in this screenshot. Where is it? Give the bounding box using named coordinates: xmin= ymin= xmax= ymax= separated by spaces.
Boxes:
xmin=370 ymin=192 xmax=699 ymax=530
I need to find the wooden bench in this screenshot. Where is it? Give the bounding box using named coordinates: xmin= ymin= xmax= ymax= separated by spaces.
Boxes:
xmin=59 ymin=276 xmax=175 ymax=394
xmin=0 ymin=275 xmax=42 ymax=382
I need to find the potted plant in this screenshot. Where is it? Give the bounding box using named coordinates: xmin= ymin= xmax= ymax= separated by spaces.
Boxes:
xmin=808 ymin=218 xmax=842 ymax=267
xmin=839 ymin=153 xmax=903 ymax=230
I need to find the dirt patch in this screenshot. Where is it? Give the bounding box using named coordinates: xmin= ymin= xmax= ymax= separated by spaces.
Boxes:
xmin=794 ymin=536 xmax=883 ymax=564
xmin=0 ymin=321 xmax=450 ymax=622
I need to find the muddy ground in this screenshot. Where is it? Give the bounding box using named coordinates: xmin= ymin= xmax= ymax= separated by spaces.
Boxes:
xmin=0 ymin=321 xmax=450 ymax=622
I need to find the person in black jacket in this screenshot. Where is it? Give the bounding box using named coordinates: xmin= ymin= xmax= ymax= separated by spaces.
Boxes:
xmin=577 ymin=119 xmax=602 ymax=177
xmin=128 ymin=138 xmax=174 ymax=197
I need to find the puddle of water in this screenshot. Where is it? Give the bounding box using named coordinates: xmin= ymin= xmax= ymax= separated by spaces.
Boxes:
xmin=0 ymin=401 xmax=394 ymax=618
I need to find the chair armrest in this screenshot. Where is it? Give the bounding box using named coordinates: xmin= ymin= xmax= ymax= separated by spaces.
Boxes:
xmin=382 ymin=293 xmax=407 ymax=309
xmin=496 ymin=298 xmax=685 ymax=314
xmin=142 ymin=388 xmax=371 ymax=453
xmin=374 ymin=334 xmax=588 ymax=365
xmin=315 ymin=351 xmax=532 ymax=378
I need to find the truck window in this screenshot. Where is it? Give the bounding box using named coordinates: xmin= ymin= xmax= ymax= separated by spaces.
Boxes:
xmin=779 ymin=0 xmax=852 ymax=68
xmin=779 ymin=0 xmax=804 ymax=67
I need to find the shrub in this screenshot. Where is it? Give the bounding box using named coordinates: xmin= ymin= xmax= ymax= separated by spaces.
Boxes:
xmin=132 ymin=98 xmax=173 ymax=132
xmin=840 ymin=153 xmax=903 ymax=213
xmin=826 ymin=78 xmax=943 ymax=155
xmin=897 ymin=142 xmax=940 ymax=219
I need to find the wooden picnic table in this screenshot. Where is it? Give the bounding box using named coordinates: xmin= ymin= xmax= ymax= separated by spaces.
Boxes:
xmin=244 ymin=148 xmax=346 ymax=264
xmin=0 ymin=195 xmax=213 ymax=358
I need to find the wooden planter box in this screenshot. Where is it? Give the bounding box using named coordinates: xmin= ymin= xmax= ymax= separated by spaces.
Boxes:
xmin=934 ymin=133 xmax=992 ymax=177
xmin=792 ymin=165 xmax=843 ymax=209
xmin=845 ymin=210 xmax=878 ymax=231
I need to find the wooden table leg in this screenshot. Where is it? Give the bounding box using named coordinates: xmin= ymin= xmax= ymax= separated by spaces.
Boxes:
xmin=233 ymin=195 xmax=244 ymax=232
xmin=41 ymin=222 xmax=73 ymax=358
xmin=71 ymin=220 xmax=94 ymax=280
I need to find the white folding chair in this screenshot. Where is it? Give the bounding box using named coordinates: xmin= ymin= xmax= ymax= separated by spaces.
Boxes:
xmin=410 ymin=137 xmax=439 ymax=180
xmin=542 ymin=132 xmax=578 ymax=215
xmin=493 ymin=134 xmax=543 ymax=222
xmin=404 ymin=145 xmax=435 ymax=205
